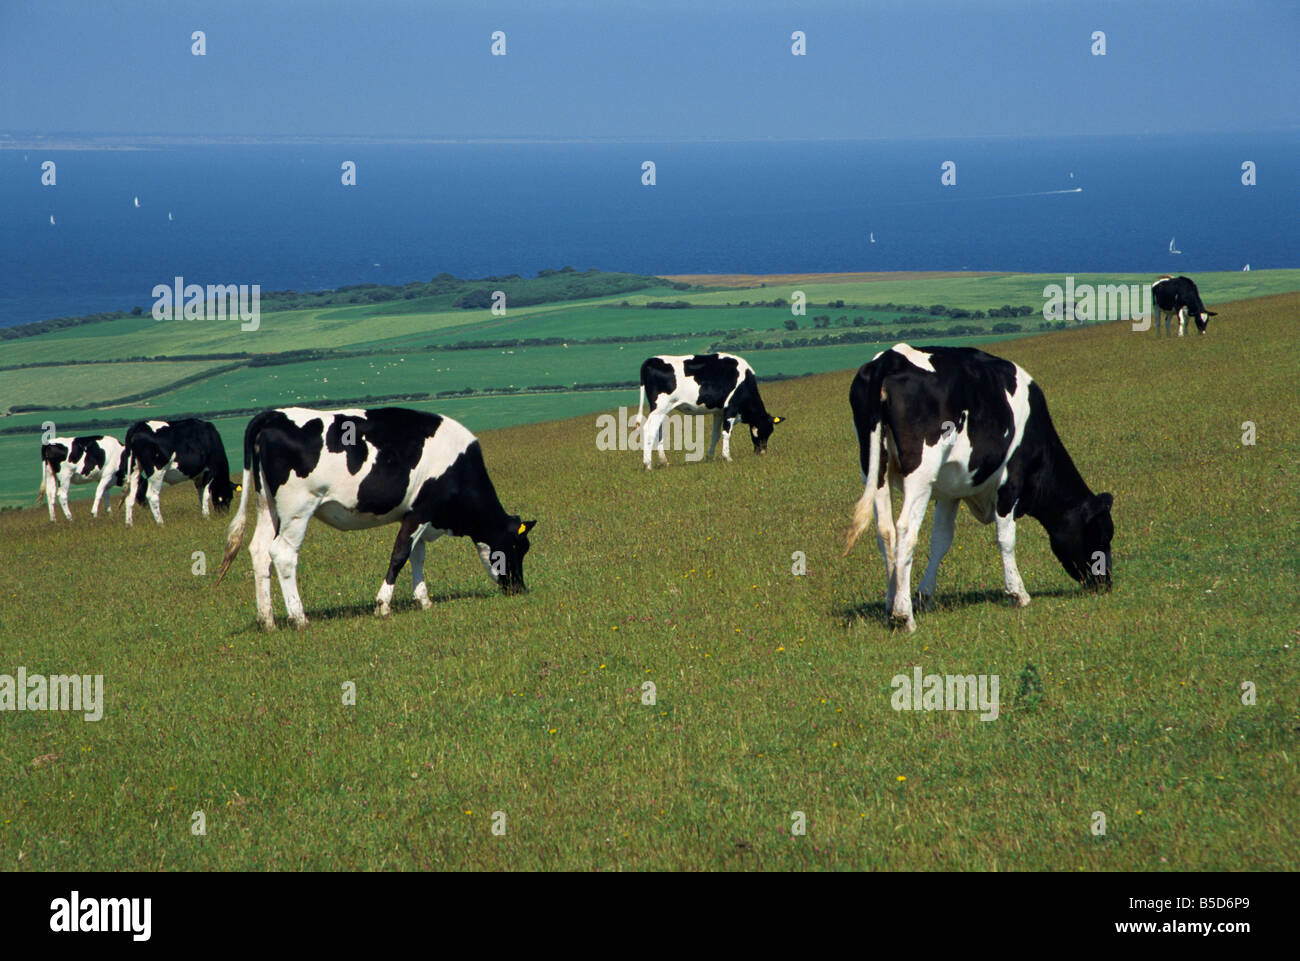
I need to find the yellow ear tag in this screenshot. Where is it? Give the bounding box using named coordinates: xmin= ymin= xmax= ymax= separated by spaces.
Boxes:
xmin=774 ymin=417 xmax=782 ymax=423
xmin=236 ymin=485 xmax=242 ymax=491
xmin=517 ymin=523 xmax=527 ymax=534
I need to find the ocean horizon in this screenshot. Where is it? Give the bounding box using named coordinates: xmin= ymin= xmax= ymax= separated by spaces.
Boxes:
xmin=4 ymin=132 xmax=1296 ymax=328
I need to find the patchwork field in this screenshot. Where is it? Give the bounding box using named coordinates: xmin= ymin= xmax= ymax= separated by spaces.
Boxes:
xmin=0 ymin=287 xmax=1295 ymax=870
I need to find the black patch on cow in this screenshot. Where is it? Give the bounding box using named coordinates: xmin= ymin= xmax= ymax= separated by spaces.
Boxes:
xmin=640 ymin=357 xmax=676 ymax=410
xmin=325 ymin=414 xmax=369 ymax=475
xmin=70 ymin=436 xmax=106 ymax=476
xmin=683 ymin=354 xmax=741 ymax=409
xmin=245 ymin=411 xmax=325 ymax=496
xmin=41 ymin=443 xmax=69 ymax=474
xmin=352 ymin=408 xmax=444 ymax=516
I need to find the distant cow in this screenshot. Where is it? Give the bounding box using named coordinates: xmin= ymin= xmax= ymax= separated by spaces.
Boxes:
xmin=1152 ymin=275 xmax=1216 ymax=336
xmin=216 ymin=406 xmax=536 ymax=630
xmin=631 ymin=353 xmax=783 ymax=470
xmin=122 ymin=418 xmax=236 ymax=526
xmin=37 ymin=435 xmax=126 ymax=521
xmin=844 ymin=344 xmax=1113 ymax=632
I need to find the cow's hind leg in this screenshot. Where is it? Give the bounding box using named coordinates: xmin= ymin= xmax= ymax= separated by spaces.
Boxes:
xmin=995 ymin=511 xmax=1031 ymax=608
xmin=917 ymin=498 xmax=958 ymax=611
xmin=56 ymin=475 xmax=72 ymax=521
xmin=269 ymin=509 xmax=314 ymax=628
xmin=250 ymin=494 xmax=277 ymax=630
xmin=45 ymin=470 xmax=57 ymax=522
xmin=145 ymin=472 xmax=166 ymax=525
xmin=890 ymin=477 xmax=933 ymax=632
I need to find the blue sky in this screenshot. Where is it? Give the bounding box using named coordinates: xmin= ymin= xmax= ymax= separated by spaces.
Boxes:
xmin=1 ymin=0 xmax=1295 ymax=140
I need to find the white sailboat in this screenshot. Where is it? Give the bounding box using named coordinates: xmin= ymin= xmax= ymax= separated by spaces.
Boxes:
xmin=1243 ymin=264 xmax=1250 ymax=271
xmin=133 ymin=196 xmax=140 ymax=208
xmin=1168 ymin=237 xmax=1181 ymax=254
xmin=168 ymin=211 xmax=173 ymax=221
xmin=869 ymin=232 xmax=876 ymax=244
xmin=49 ymin=215 xmax=55 ymax=226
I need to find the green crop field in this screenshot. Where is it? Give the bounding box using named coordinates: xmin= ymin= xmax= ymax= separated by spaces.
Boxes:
xmin=0 ymin=279 xmax=1295 ymax=871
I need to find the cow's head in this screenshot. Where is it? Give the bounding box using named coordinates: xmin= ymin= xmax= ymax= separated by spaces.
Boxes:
xmin=1193 ymin=309 xmax=1217 ymax=334
xmin=209 ymin=475 xmax=237 ymax=514
xmin=486 ymin=517 xmax=537 ymax=594
xmin=1048 ymin=492 xmax=1114 ymax=592
xmin=749 ymin=414 xmax=785 ymax=455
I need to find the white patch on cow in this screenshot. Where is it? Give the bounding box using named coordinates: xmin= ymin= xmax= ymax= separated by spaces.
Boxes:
xmin=890 ymin=343 xmax=936 ymax=372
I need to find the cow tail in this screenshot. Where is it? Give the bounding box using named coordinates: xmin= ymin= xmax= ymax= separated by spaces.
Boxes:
xmin=35 ymin=456 xmax=50 ymax=506
xmin=630 ymin=383 xmax=646 ymax=428
xmin=215 ymin=467 xmax=253 ymax=585
xmin=216 ymin=418 xmax=264 ymax=586
xmin=844 ymin=365 xmax=887 ymax=556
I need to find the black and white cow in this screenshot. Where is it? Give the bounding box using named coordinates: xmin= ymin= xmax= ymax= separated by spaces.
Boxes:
xmin=215 ymin=406 xmax=536 ymax=630
xmin=1152 ymin=275 xmax=1217 ymax=336
xmin=844 ymin=344 xmax=1113 ymax=632
xmin=631 ymin=352 xmax=783 ymax=470
xmin=122 ymin=418 xmax=236 ymax=526
xmin=37 ymin=435 xmax=127 ymax=521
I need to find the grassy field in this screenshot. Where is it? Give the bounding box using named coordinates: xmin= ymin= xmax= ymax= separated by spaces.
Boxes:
xmin=1 ymin=291 xmax=1295 ymax=870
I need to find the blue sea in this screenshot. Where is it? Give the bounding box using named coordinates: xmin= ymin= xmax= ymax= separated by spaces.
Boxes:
xmin=2 ymin=133 xmax=1296 ymax=327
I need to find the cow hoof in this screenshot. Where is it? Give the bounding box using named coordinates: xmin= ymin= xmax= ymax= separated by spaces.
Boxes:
xmin=891 ymin=611 xmax=916 ymax=633
xmin=290 ymin=617 xmax=309 ymax=630
xmin=259 ymin=620 xmax=277 ymax=632
xmin=916 ymin=592 xmax=936 ymax=612
xmin=374 ymin=603 xmax=391 ymax=618
xmin=1006 ymin=592 xmax=1030 ymax=608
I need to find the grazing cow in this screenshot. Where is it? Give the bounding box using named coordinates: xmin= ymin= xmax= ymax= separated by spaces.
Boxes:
xmin=844 ymin=344 xmax=1113 ymax=632
xmin=37 ymin=435 xmax=127 ymax=521
xmin=1152 ymin=275 xmax=1217 ymax=336
xmin=631 ymin=352 xmax=783 ymax=469
xmin=122 ymin=418 xmax=236 ymax=526
xmin=215 ymin=406 xmax=536 ymax=630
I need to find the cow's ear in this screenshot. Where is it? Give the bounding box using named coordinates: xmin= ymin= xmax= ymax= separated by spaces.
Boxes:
xmin=1206 ymin=311 xmax=1218 ymax=317
xmin=518 ymin=519 xmax=537 ymax=535
xmin=772 ymin=415 xmax=785 ymax=424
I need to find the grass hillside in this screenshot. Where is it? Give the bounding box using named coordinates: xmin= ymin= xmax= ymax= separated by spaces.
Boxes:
xmin=1 ymin=292 xmax=1295 ymax=870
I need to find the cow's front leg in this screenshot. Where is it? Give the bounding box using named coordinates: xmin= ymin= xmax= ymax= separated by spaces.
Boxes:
xmin=376 ymin=515 xmax=423 ymax=617
xmin=720 ymin=417 xmax=736 ymax=462
xmin=890 ymin=480 xmax=933 ymax=632
xmin=917 ymin=498 xmax=958 ymax=611
xmin=92 ymin=474 xmax=114 ymax=516
xmin=410 ymin=526 xmax=443 ymax=610
xmin=873 ymin=483 xmax=897 ymax=612
xmin=995 ymin=512 xmax=1031 ymax=607
xmin=706 ymin=412 xmax=723 ymax=460
xmin=199 ymin=480 xmax=212 ymax=517
xmin=1177 ymin=307 xmax=1187 ymax=337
